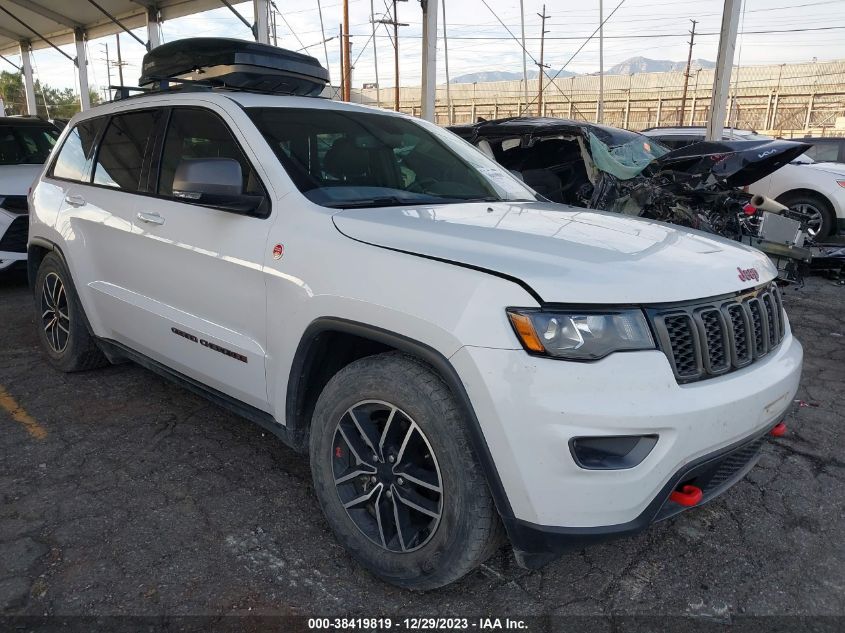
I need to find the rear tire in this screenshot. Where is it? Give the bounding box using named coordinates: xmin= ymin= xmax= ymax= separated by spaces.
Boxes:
xmin=777 ymin=191 xmax=836 ymax=240
xmin=33 ymin=252 xmax=108 ymax=372
xmin=309 ymin=352 xmax=503 ymax=590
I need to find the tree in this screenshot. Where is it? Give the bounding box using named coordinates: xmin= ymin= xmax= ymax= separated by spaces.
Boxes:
xmin=1 ymin=70 xmax=100 ymax=118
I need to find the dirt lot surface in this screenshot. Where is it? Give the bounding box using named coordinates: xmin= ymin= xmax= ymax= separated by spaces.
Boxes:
xmin=1 ymin=270 xmax=843 ymax=624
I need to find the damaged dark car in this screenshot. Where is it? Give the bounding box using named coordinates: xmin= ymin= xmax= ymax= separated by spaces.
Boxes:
xmin=449 ymin=118 xmax=814 ymax=281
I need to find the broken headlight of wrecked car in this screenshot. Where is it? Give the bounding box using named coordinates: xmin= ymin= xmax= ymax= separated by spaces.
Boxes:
xmin=506 ymin=309 xmax=654 ymax=360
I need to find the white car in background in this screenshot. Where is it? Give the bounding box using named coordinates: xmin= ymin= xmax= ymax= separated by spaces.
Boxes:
xmin=642 ymin=127 xmax=845 ymax=240
xmin=0 ymin=117 xmax=60 ymax=271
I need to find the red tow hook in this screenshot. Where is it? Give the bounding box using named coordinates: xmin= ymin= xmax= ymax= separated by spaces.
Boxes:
xmin=770 ymin=422 xmax=787 ymax=437
xmin=670 ymin=484 xmax=703 ymax=507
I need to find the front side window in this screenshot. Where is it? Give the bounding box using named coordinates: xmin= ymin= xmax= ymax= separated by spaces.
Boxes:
xmin=248 ymin=107 xmax=537 ymax=208
xmin=158 ymin=108 xmax=263 ymax=200
xmin=0 ymin=124 xmax=59 ymax=165
xmin=94 ymin=110 xmax=160 ymax=190
xmin=51 ymin=119 xmax=105 ymax=181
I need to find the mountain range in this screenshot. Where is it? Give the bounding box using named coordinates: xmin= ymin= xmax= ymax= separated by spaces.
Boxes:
xmin=449 ymin=57 xmax=715 ymax=84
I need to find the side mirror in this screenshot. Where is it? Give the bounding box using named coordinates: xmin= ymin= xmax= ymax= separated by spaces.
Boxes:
xmin=172 ymin=157 xmax=264 ymax=215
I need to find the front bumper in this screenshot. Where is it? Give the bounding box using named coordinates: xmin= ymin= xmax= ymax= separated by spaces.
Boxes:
xmin=451 ymin=330 xmax=802 ymax=560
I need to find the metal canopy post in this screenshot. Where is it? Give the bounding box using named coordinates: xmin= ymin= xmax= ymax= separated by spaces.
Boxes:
xmin=420 ymin=0 xmax=438 ymax=122
xmin=706 ymin=0 xmax=741 ymax=141
xmin=74 ymin=28 xmax=90 ymax=110
xmin=19 ymin=41 xmax=37 ymax=115
xmin=253 ymin=0 xmax=270 ymax=44
xmin=146 ymin=5 xmax=162 ymax=49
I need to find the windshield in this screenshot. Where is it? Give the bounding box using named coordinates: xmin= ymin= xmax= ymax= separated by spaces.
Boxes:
xmin=588 ymin=131 xmax=669 ymax=180
xmin=0 ymin=124 xmax=59 ymax=165
xmin=248 ymin=107 xmax=537 ymax=208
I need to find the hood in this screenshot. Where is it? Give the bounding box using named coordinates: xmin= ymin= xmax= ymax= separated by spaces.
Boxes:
xmin=800 ymin=161 xmax=845 ymax=177
xmin=0 ymin=164 xmax=42 ymax=197
xmin=332 ymin=201 xmax=776 ymax=304
xmin=653 ymin=139 xmax=811 ymax=187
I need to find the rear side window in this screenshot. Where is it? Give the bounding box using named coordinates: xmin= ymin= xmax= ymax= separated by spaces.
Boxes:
xmin=93 ymin=110 xmax=160 ymax=191
xmin=51 ymin=119 xmax=105 ymax=181
xmin=157 ymin=108 xmax=263 ymax=199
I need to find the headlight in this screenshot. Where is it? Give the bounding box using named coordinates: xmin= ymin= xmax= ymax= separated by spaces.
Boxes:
xmin=506 ymin=308 xmax=655 ymax=360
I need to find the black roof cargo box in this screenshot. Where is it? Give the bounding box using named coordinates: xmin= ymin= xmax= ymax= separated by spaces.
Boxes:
xmin=139 ymin=38 xmax=329 ymax=96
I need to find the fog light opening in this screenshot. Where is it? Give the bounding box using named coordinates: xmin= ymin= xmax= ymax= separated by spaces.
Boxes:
xmin=569 ymin=434 xmax=658 ymax=470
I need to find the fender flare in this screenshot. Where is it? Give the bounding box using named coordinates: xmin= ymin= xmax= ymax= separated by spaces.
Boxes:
xmin=286 ymin=316 xmax=516 ymax=522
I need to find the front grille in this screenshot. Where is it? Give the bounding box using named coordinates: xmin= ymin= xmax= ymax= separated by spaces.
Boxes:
xmin=650 ymin=283 xmax=786 ymax=383
xmin=0 ymin=215 xmax=28 ymax=253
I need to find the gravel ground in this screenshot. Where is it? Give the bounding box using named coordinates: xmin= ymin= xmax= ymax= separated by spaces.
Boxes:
xmin=1 ymin=269 xmax=843 ymax=624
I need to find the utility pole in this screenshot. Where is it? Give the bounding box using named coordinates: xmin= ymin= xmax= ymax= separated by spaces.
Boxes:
xmin=519 ymin=0 xmax=528 ymax=115
xmin=598 ymin=0 xmax=603 ymax=123
xmin=706 ymin=0 xmax=741 ymax=141
xmin=342 ymin=0 xmax=351 ymax=101
xmin=536 ymin=5 xmax=549 ymax=117
xmin=679 ymin=20 xmax=697 ymax=125
xmin=316 ymin=0 xmax=331 ymax=74
xmin=370 ymin=0 xmax=380 ymax=107
xmin=374 ymin=0 xmax=408 ymax=112
xmin=115 ymin=33 xmax=124 ymax=88
xmin=420 ymin=0 xmax=438 ymax=122
xmin=338 ymin=24 xmax=345 ymax=100
xmin=99 ymin=43 xmax=111 ymax=100
xmin=442 ymin=0 xmax=451 ymax=123
xmin=393 ymin=0 xmax=400 ymax=111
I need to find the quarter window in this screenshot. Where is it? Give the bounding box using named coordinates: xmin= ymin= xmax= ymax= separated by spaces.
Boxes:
xmin=51 ymin=119 xmax=105 ymax=181
xmin=93 ymin=110 xmax=160 ymax=191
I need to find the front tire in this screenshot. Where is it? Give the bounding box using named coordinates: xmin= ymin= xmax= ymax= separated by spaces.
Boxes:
xmin=309 ymin=352 xmax=503 ymax=590
xmin=33 ymin=252 xmax=108 ymax=372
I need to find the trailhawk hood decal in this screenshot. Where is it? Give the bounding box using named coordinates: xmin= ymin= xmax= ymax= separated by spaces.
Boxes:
xmin=332 ymin=202 xmax=777 ymax=304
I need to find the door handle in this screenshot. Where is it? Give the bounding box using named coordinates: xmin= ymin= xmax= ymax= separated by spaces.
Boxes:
xmin=137 ymin=211 xmax=165 ymax=226
xmin=64 ymin=194 xmax=86 ymax=207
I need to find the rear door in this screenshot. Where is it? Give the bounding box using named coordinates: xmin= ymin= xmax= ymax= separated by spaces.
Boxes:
xmin=117 ymin=105 xmax=272 ymax=410
xmin=71 ymin=109 xmax=164 ymax=340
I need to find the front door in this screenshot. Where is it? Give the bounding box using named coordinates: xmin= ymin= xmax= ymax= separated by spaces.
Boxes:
xmin=116 ymin=106 xmax=272 ymax=410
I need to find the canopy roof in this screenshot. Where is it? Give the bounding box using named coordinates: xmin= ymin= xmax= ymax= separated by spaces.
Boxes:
xmin=0 ymin=0 xmax=232 ymax=56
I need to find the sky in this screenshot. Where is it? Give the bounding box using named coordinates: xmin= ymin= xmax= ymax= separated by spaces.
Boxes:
xmin=2 ymin=0 xmax=845 ymax=97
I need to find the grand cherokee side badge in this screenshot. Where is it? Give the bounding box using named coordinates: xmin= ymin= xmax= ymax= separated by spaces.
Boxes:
xmin=272 ymin=244 xmax=284 ymax=260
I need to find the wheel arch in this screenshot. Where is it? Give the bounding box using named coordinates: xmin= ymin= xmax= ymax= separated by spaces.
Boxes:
xmin=775 ymin=187 xmax=835 ymax=212
xmin=27 ymin=236 xmax=57 ymax=289
xmin=285 ymin=317 xmax=515 ymax=521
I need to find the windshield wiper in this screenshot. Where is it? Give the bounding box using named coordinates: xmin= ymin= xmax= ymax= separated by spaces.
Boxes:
xmin=325 ymin=196 xmax=411 ymax=209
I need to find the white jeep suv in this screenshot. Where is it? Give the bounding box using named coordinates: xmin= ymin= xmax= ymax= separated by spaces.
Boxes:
xmin=27 ymin=40 xmax=803 ymax=590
